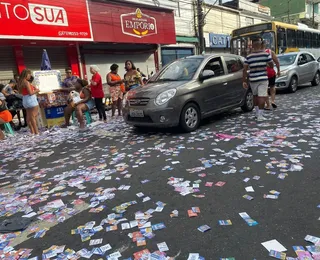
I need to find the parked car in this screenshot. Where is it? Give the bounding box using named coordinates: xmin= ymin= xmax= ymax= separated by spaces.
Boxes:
xmin=276 ymin=51 xmax=320 ymax=93
xmin=123 ymin=54 xmax=254 ymax=132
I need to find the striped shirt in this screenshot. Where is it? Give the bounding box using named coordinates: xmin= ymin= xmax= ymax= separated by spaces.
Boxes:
xmin=244 ymin=51 xmax=272 ymax=82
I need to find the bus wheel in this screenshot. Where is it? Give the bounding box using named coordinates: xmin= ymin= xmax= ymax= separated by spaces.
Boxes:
xmin=288 ymin=76 xmax=298 ymax=93
xmin=311 ymin=72 xmax=320 ymax=86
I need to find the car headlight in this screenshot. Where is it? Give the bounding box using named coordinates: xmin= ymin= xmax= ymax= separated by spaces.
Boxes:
xmin=280 ymin=70 xmax=289 ymax=76
xmin=155 ymin=89 xmax=176 ymax=106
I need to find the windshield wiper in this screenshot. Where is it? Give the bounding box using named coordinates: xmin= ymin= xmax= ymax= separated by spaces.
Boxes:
xmin=155 ymin=78 xmax=179 ymax=82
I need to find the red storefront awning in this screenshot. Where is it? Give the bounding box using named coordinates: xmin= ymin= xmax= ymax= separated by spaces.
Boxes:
xmin=88 ymin=0 xmax=176 ymax=45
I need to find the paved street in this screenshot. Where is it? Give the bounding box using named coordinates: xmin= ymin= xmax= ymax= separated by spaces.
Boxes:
xmin=1 ymin=85 xmax=320 ymax=259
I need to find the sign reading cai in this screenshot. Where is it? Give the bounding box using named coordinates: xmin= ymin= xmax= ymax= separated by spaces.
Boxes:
xmin=121 ymin=8 xmax=157 ymax=38
xmin=0 ymin=0 xmax=92 ymax=41
xmin=209 ymin=33 xmax=230 ymax=48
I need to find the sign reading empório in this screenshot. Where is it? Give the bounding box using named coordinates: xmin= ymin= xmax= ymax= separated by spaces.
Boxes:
xmin=121 ymin=8 xmax=157 ymax=38
xmin=0 ymin=0 xmax=92 ymax=41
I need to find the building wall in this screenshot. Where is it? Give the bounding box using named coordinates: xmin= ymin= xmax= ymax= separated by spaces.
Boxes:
xmin=204 ymin=7 xmax=240 ymax=35
xmin=124 ymin=0 xmax=196 ymax=37
xmin=239 ymin=0 xmax=270 ymax=16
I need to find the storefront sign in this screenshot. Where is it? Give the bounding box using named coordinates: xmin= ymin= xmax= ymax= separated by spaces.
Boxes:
xmin=209 ymin=33 xmax=230 ymax=48
xmin=121 ymin=9 xmax=157 ymax=38
xmin=258 ymin=5 xmax=270 ymax=14
xmin=89 ymin=1 xmax=176 ymax=44
xmin=0 ymin=0 xmax=92 ymax=41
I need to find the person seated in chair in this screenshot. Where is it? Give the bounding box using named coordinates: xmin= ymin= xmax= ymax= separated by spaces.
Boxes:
xmin=62 ymin=79 xmax=94 ymax=131
xmin=1 ymin=82 xmax=26 ymax=129
xmin=0 ymin=92 xmax=13 ymax=140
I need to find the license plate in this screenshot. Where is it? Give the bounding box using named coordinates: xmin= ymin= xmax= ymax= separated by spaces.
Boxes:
xmin=130 ymin=109 xmax=144 ymax=117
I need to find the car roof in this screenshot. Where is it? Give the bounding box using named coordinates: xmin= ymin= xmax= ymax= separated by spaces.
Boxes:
xmin=184 ymin=53 xmax=242 ymax=59
xmin=277 ymin=51 xmax=313 ymax=56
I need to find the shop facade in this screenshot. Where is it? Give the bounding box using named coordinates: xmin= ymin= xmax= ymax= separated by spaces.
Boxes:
xmin=84 ymin=0 xmax=176 ymax=82
xmin=0 ymin=0 xmax=175 ymax=84
xmin=0 ymin=0 xmax=93 ymax=84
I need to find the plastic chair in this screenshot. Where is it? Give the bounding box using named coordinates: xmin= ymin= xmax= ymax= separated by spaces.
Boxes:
xmin=4 ymin=123 xmax=14 ymax=135
xmin=72 ymin=110 xmax=92 ymax=125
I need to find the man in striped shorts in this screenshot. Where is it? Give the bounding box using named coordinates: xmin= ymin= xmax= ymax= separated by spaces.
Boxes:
xmin=242 ymin=36 xmax=274 ymax=121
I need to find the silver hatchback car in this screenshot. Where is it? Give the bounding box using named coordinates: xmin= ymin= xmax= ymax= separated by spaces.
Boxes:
xmin=276 ymin=52 xmax=320 ymax=92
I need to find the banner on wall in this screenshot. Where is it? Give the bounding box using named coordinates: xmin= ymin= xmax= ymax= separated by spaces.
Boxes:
xmin=0 ymin=0 xmax=93 ymax=41
xmin=89 ymin=1 xmax=176 ymax=44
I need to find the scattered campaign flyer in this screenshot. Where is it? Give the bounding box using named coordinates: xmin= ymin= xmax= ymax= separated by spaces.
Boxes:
xmin=198 ymin=225 xmax=211 ymax=232
xmin=239 ymin=212 xmax=258 ymax=226
xmin=157 ymin=242 xmax=169 ymax=252
xmin=269 ymin=250 xmax=286 ymax=259
xmin=218 ymin=220 xmax=232 ymax=226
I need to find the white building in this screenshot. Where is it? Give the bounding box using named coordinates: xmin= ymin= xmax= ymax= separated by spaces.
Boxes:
xmin=203 ymin=0 xmax=272 ymax=53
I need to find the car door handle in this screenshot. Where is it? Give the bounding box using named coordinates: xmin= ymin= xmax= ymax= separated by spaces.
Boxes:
xmin=223 ymin=82 xmax=228 ymax=86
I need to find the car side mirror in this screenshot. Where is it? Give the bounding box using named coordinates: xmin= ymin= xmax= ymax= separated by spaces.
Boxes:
xmin=200 ymin=70 xmax=215 ymax=81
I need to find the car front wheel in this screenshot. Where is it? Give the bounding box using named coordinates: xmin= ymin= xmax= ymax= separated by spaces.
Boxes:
xmin=288 ymin=76 xmax=298 ymax=93
xmin=241 ymin=89 xmax=254 ymax=112
xmin=311 ymin=71 xmax=320 ymax=86
xmin=179 ymin=103 xmax=200 ymax=132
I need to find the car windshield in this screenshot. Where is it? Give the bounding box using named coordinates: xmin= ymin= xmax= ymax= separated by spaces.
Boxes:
xmin=278 ymin=54 xmax=297 ymax=66
xmin=154 ymin=58 xmax=203 ymax=82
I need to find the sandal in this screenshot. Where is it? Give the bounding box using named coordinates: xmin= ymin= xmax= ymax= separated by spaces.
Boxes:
xmin=271 ymin=103 xmax=277 ymax=109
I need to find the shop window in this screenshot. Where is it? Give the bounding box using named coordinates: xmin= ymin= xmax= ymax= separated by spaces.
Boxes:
xmin=224 ymin=57 xmax=243 ymax=73
xmin=161 ymin=48 xmax=194 ymax=66
xmin=287 ymin=29 xmax=296 ymax=48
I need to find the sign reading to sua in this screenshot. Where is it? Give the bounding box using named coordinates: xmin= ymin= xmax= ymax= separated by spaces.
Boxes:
xmin=121 ymin=8 xmax=157 ymax=38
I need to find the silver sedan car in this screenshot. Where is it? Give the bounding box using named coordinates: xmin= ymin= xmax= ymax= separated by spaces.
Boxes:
xmin=123 ymin=54 xmax=254 ymax=132
xmin=276 ymin=51 xmax=320 ymax=92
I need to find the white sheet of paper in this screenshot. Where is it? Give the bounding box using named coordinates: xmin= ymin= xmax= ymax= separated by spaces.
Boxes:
xmin=22 ymin=212 xmax=37 ymax=218
xmin=245 ymin=186 xmax=255 ymax=192
xmin=73 ymin=96 xmax=82 ymax=103
xmin=261 ymin=239 xmax=287 ymax=252
xmin=33 ymin=70 xmax=62 ymax=93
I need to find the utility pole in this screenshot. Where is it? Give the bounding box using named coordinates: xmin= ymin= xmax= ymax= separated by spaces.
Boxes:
xmin=313 ymin=0 xmax=315 ymax=28
xmin=287 ymin=0 xmax=290 ymax=23
xmin=197 ymin=0 xmax=205 ymax=54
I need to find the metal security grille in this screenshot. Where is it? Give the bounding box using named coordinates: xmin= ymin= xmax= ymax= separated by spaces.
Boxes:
xmin=0 ymin=47 xmax=17 ymax=85
xmin=23 ymin=47 xmax=69 ymax=78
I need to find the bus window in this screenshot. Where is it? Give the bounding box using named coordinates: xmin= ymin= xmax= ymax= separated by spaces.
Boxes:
xmin=287 ymin=29 xmax=296 ymax=48
xmin=312 ymin=33 xmax=318 ymax=48
xmin=305 ymin=32 xmax=311 ymax=48
xmin=297 ymin=31 xmax=304 ymax=47
xmin=277 ymin=27 xmax=286 ymax=47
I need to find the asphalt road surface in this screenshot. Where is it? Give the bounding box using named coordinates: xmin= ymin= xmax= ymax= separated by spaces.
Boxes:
xmin=0 ymin=85 xmax=320 ymax=260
